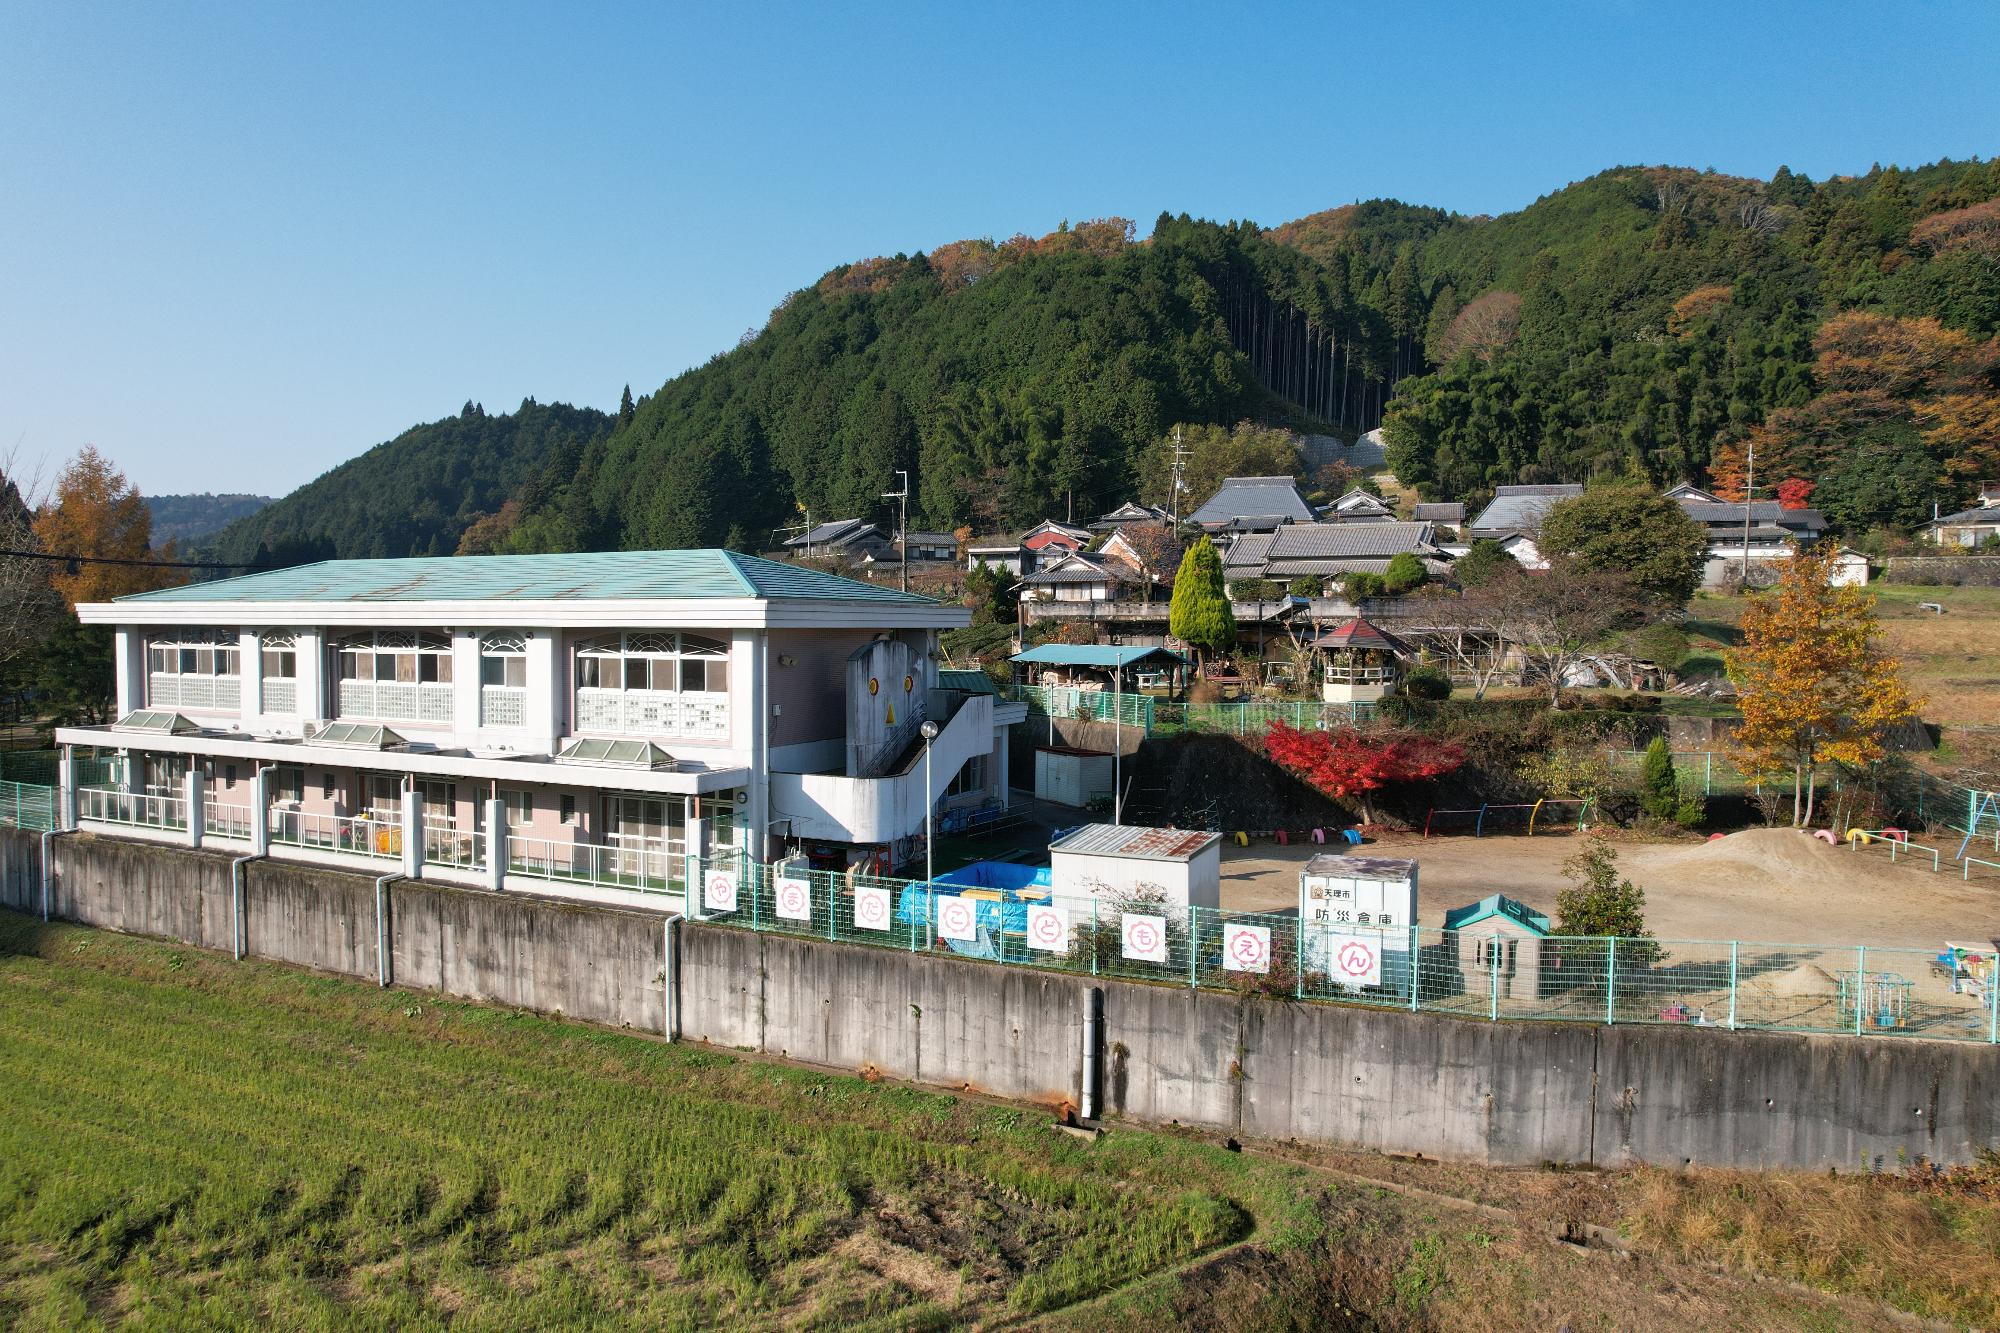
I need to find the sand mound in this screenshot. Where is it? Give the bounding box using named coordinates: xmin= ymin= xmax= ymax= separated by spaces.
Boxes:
xmin=1639 ymin=828 xmax=1851 ymax=885
xmin=1757 ymin=962 xmax=1839 ymax=997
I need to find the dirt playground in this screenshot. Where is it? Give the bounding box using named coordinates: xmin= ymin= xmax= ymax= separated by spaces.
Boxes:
xmin=1220 ymin=825 xmax=2000 ymax=950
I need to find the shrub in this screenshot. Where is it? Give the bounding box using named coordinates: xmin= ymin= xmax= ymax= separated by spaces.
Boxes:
xmin=1638 ymin=737 xmax=1678 ymax=821
xmin=1342 ymin=572 xmax=1386 ymax=599
xmin=1382 ymin=552 xmax=1428 ymax=595
xmin=1402 ymin=665 xmax=1451 ymax=700
xmin=1287 ymin=576 xmax=1322 ymax=598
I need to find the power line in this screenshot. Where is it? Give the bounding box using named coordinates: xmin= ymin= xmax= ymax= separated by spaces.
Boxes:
xmin=0 ymin=548 xmax=270 ymax=571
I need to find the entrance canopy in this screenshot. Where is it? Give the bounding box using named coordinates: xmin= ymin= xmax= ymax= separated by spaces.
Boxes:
xmin=1010 ymin=644 xmax=1185 ymax=670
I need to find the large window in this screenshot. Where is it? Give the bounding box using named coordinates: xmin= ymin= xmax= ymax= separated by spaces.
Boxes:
xmin=335 ymin=632 xmax=453 ymax=724
xmin=479 ymin=632 xmax=528 ymax=726
xmin=259 ymin=630 xmax=298 ymax=714
xmin=574 ymin=633 xmax=730 ymax=739
xmin=146 ymin=629 xmax=241 ymax=711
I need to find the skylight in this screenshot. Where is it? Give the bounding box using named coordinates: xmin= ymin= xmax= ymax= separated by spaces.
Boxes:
xmin=113 ymin=710 xmax=198 ymax=735
xmin=309 ymin=721 xmax=408 ymax=750
xmin=555 ymin=738 xmax=676 ymax=770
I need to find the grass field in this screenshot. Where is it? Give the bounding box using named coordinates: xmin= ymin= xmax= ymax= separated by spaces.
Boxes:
xmin=3 ymin=913 xmax=1997 ymax=1330
xmin=1693 ymin=582 xmax=2000 ymax=732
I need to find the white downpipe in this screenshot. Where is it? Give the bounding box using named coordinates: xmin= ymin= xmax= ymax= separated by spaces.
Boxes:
xmin=662 ymin=914 xmax=680 ymax=1040
xmin=39 ymin=829 xmax=60 ymax=921
xmin=374 ymin=872 xmax=396 ymax=987
xmin=230 ymin=853 xmax=263 ymax=961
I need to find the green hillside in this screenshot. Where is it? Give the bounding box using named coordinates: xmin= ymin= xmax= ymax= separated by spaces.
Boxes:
xmin=203 ymin=400 xmax=613 ymax=564
xmin=216 ymin=158 xmax=2000 ymax=562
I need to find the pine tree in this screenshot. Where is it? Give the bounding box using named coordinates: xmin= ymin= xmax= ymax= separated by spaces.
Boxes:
xmin=1638 ymin=736 xmax=1678 ymax=820
xmin=1168 ymin=536 xmax=1234 ymax=669
xmin=617 ymin=384 xmax=636 ymax=427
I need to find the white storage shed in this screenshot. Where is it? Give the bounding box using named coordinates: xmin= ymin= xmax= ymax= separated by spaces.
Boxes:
xmin=1048 ymin=824 xmax=1222 ymax=911
xmin=1299 ymin=853 xmax=1419 ymax=992
xmin=1034 ymin=746 xmax=1116 ymax=808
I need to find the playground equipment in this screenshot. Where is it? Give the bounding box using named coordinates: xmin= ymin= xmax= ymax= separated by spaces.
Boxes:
xmin=1839 ymin=969 xmax=1914 ymax=1030
xmin=1424 ymin=797 xmax=1595 ymax=838
xmin=1848 ymin=828 xmax=1941 ymax=871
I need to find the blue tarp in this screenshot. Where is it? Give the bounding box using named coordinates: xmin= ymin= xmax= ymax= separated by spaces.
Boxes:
xmin=896 ymin=861 xmax=1059 ymax=959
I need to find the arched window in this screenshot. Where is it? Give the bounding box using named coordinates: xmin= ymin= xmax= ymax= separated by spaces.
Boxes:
xmin=335 ymin=631 xmax=453 ymax=724
xmin=259 ymin=630 xmax=298 ymax=714
xmin=573 ymin=632 xmax=730 ymax=739
xmin=145 ymin=629 xmax=240 ymax=711
xmin=479 ymin=632 xmax=529 ymax=726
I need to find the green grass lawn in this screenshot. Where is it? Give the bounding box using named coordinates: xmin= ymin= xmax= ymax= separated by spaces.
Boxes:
xmin=0 ymin=914 xmax=1262 ymax=1330
xmin=5 ymin=913 xmax=1991 ymax=1331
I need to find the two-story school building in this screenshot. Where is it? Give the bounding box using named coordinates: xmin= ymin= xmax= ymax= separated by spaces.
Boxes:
xmin=56 ymin=549 xmax=1024 ymax=900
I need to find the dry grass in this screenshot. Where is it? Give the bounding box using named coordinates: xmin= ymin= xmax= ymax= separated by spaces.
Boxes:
xmin=1624 ymin=1159 xmax=2000 ymax=1327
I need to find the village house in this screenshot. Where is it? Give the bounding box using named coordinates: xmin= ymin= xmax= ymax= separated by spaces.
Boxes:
xmin=1923 ymin=483 xmax=2000 ymax=548
xmin=1188 ymin=475 xmax=1316 ymax=534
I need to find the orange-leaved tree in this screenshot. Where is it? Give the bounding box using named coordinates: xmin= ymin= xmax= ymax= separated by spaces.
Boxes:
xmin=1727 ymin=544 xmax=1919 ymax=827
xmin=30 ymin=447 xmax=180 ymax=608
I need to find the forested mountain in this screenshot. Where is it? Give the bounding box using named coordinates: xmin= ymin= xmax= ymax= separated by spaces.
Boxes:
xmin=1364 ymin=162 xmax=2000 ymax=534
xmin=144 ymin=493 xmax=272 ymax=547
xmin=219 ymin=158 xmax=2000 ymax=563
xmin=202 ymin=401 xmax=613 ymax=564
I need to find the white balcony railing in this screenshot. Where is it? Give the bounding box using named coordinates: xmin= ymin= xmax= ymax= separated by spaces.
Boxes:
xmin=260 ymin=679 xmax=297 ymax=714
xmin=149 ymin=674 xmax=241 ymax=712
xmin=574 ymin=687 xmax=728 ymax=740
xmin=1323 ymin=664 xmax=1396 ymax=684
xmin=479 ymin=686 xmax=527 ymax=728
xmin=268 ymin=808 xmax=403 ymax=860
xmin=508 ymin=834 xmax=684 ymax=894
xmin=337 ymin=679 xmax=453 ymax=725
xmin=203 ymin=802 xmax=257 ymax=841
xmin=78 ymin=787 xmax=188 ymax=831
xmin=421 ymin=822 xmax=486 ymax=871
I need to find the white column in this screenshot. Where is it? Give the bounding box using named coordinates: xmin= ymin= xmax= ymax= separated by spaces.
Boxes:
xmin=113 ymin=628 xmax=145 ymax=715
xmin=295 ymin=628 xmax=327 ymax=725
xmin=185 ymin=767 xmax=205 ymax=849
xmin=249 ymin=767 xmax=270 ymax=854
xmin=401 ymin=788 xmax=423 ymax=879
xmin=58 ymin=746 xmax=77 ymax=831
xmin=451 ymin=631 xmax=482 ymax=740
xmin=238 ymin=628 xmax=262 ymax=728
xmin=526 ymin=630 xmax=560 ymax=749
xmin=749 ymin=634 xmax=770 ymax=862
xmin=485 ymin=796 xmax=508 ymax=892
xmin=996 ymin=735 xmax=1011 ymax=811
xmin=685 ymin=814 xmax=707 ymax=917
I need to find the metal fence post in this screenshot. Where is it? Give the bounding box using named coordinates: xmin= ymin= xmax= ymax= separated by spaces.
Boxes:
xmin=1705 ymin=751 xmax=1714 ymax=796
xmin=1855 ymin=945 xmax=1866 ymax=1035
xmin=1089 ymin=898 xmax=1099 ymax=977
xmin=1605 ymin=937 xmax=1617 ymax=1025
xmin=826 ymin=870 xmax=837 ymax=941
xmin=1727 ymin=941 xmax=1739 ymax=1029
xmin=1294 ymin=919 xmax=1304 ymax=999
xmin=750 ymin=857 xmax=761 ymax=931
xmin=1488 ymin=934 xmax=1500 ymax=1020
xmin=1989 ymin=971 xmax=1998 ymax=1045
xmin=1188 ymin=906 xmax=1199 ymax=988
xmin=1408 ymin=923 xmax=1420 ymax=1011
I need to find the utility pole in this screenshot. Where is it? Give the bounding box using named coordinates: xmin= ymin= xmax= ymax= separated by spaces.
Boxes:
xmin=881 ymin=471 xmax=909 ymax=593
xmin=1741 ymin=438 xmax=1755 ymax=587
xmin=773 ymin=509 xmax=814 ymax=560
xmin=1168 ymin=426 xmax=1191 ymax=529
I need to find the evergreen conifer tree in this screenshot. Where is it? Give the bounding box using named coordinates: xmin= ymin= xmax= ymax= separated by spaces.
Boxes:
xmin=1169 ymin=536 xmax=1234 ymax=669
xmin=1639 ymin=736 xmax=1678 ymax=820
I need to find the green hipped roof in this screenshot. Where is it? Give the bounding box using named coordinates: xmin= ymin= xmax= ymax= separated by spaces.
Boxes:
xmin=937 ymin=668 xmax=1001 ymax=696
xmin=114 ymin=549 xmax=941 ymax=606
xmin=1443 ymin=894 xmax=1552 ymax=936
xmin=1011 ymin=644 xmax=1186 ymax=669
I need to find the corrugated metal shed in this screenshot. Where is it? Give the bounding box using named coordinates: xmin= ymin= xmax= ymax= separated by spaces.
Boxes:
xmin=1050 ymin=824 xmax=1221 ymax=861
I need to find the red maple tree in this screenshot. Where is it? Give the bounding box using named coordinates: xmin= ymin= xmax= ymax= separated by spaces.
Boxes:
xmin=1263 ymin=723 xmax=1465 ymax=822
xmin=1774 ymin=477 xmax=1816 ymax=510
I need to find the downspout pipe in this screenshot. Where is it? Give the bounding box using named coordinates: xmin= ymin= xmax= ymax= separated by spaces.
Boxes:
xmin=374 ymin=872 xmax=398 ymax=988
xmin=39 ymin=829 xmax=61 ymax=922
xmin=1080 ymin=986 xmax=1103 ymax=1123
xmin=229 ymin=853 xmax=265 ymax=961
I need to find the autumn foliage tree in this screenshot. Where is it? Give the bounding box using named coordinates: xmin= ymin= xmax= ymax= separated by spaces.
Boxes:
xmin=31 ymin=447 xmax=179 ymax=607
xmin=1264 ymin=722 xmax=1465 ymax=823
xmin=1728 ymin=544 xmax=1919 ymax=827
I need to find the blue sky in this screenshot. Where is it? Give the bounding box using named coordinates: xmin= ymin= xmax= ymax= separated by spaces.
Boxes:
xmin=4 ymin=1 xmax=1997 ymax=498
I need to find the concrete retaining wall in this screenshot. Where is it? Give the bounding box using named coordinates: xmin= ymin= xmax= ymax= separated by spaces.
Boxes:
xmin=5 ymin=828 xmax=1996 ymax=1169
xmin=2 ymin=829 xmax=668 ymax=1032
